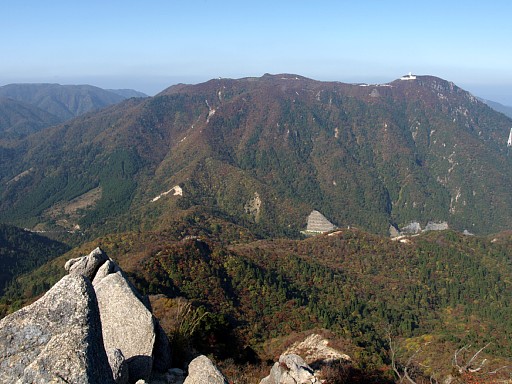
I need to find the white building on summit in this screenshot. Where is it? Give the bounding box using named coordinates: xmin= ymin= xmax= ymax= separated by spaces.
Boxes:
xmin=305 ymin=210 xmax=336 ymax=233
xmin=400 ymin=72 xmax=417 ymax=80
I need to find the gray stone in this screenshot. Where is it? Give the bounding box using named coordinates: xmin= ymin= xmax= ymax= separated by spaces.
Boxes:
xmin=424 ymin=221 xmax=449 ymax=231
xmin=283 ymin=333 xmax=351 ymax=366
xmin=279 ymin=354 xmax=317 ymax=383
xmin=0 ymin=274 xmax=113 ymax=384
xmin=389 ymin=224 xmax=401 ymax=238
xmin=183 ymin=355 xmax=228 ymax=384
xmin=400 ymin=221 xmax=422 ymax=234
xmin=260 ymin=354 xmax=318 ymax=384
xmin=260 ymin=362 xmax=284 ymax=384
xmin=65 ymin=247 xmax=109 ymax=280
xmin=244 ymin=192 xmax=262 ymax=222
xmin=107 ymin=348 xmax=129 ymax=384
xmin=369 ymin=88 xmax=380 ymax=98
xmin=95 ymin=271 xmax=156 ymax=382
xmin=92 ymin=259 xmax=119 ymax=286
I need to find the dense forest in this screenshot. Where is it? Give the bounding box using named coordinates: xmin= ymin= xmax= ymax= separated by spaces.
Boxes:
xmin=0 ymin=224 xmax=69 ymax=296
xmin=3 ymin=218 xmax=511 ymax=382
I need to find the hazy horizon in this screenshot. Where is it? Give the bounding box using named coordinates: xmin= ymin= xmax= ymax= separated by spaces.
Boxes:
xmin=2 ymin=1 xmax=511 ymax=104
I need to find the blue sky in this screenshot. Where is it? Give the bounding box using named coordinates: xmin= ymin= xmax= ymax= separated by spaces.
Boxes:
xmin=1 ymin=0 xmax=511 ymax=103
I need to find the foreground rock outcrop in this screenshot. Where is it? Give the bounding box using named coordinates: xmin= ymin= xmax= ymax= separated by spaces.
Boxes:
xmin=95 ymin=271 xmax=156 ymax=380
xmin=107 ymin=348 xmax=129 ymax=384
xmin=0 ymin=247 xmax=172 ymax=384
xmin=0 ymin=274 xmax=114 ymax=383
xmin=283 ymin=333 xmax=351 ymax=367
xmin=260 ymin=354 xmax=318 ymax=384
xmin=65 ymin=246 xmax=110 ymax=280
xmin=74 ymin=247 xmax=171 ymax=382
xmin=0 ymin=247 xmax=237 ymax=384
xmin=261 ymin=334 xmax=352 ymax=384
xmin=183 ymin=355 xmax=229 ymax=384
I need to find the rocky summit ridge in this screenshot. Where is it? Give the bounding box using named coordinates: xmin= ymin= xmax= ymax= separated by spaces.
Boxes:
xmin=0 ymin=248 xmax=210 ymax=383
xmin=0 ymin=273 xmax=113 ymax=383
xmin=0 ymin=247 xmax=169 ymax=383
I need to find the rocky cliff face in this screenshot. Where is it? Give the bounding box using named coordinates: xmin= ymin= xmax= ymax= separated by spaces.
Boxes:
xmin=0 ymin=273 xmax=114 ymax=383
xmin=0 ymin=247 xmax=171 ymax=384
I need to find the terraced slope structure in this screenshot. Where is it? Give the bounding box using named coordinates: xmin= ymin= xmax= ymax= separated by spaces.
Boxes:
xmin=305 ymin=210 xmax=336 ymax=234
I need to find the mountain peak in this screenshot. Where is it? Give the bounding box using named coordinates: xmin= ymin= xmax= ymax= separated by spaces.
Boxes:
xmin=2 ymin=73 xmax=512 ymax=237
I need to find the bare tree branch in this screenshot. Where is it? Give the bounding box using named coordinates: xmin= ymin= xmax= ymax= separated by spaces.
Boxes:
xmin=486 ymin=365 xmax=508 ymax=375
xmin=387 ymin=328 xmax=419 ymax=384
xmin=466 ymin=342 xmax=491 ymax=370
xmin=453 ymin=344 xmax=471 ymax=371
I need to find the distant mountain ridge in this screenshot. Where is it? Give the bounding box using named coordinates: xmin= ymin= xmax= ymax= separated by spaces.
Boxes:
xmin=0 ymin=83 xmax=141 ymax=121
xmin=107 ymin=88 xmax=148 ymax=98
xmin=479 ymin=97 xmax=512 ymax=119
xmin=1 ymin=74 xmax=512 ymax=237
xmin=0 ymin=97 xmax=61 ymax=139
xmin=0 ymin=83 xmax=147 ymax=139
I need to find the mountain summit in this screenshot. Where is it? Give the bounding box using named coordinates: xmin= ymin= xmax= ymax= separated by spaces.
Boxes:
xmin=1 ymin=74 xmax=511 ymax=237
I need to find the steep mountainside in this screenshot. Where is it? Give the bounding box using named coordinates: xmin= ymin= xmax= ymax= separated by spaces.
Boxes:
xmin=1 ymin=74 xmax=512 ymax=237
xmin=0 ymin=97 xmax=61 ymax=138
xmin=0 ymin=224 xmax=69 ymax=296
xmin=0 ymin=83 xmax=126 ymax=120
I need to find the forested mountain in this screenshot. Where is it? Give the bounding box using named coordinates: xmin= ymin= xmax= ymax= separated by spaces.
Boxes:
xmin=0 ymin=83 xmax=127 ymax=120
xmin=1 ymin=74 xmax=511 ymax=239
xmin=0 ymin=97 xmax=61 ymax=139
xmin=107 ymin=88 xmax=149 ymax=98
xmin=2 ymin=74 xmax=512 ymax=382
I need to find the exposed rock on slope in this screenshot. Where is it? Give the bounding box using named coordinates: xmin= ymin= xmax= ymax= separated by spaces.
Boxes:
xmin=261 ymin=334 xmax=352 ymax=384
xmin=95 ymin=271 xmax=156 ymax=380
xmin=0 ymin=274 xmax=114 ymax=384
xmin=283 ymin=333 xmax=351 ymax=366
xmin=183 ymin=355 xmax=229 ymax=384
xmin=0 ymin=247 xmax=172 ymax=383
xmin=68 ymin=247 xmax=171 ymax=382
xmin=260 ymin=354 xmax=318 ymax=384
xmin=305 ymin=210 xmax=336 ymax=234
